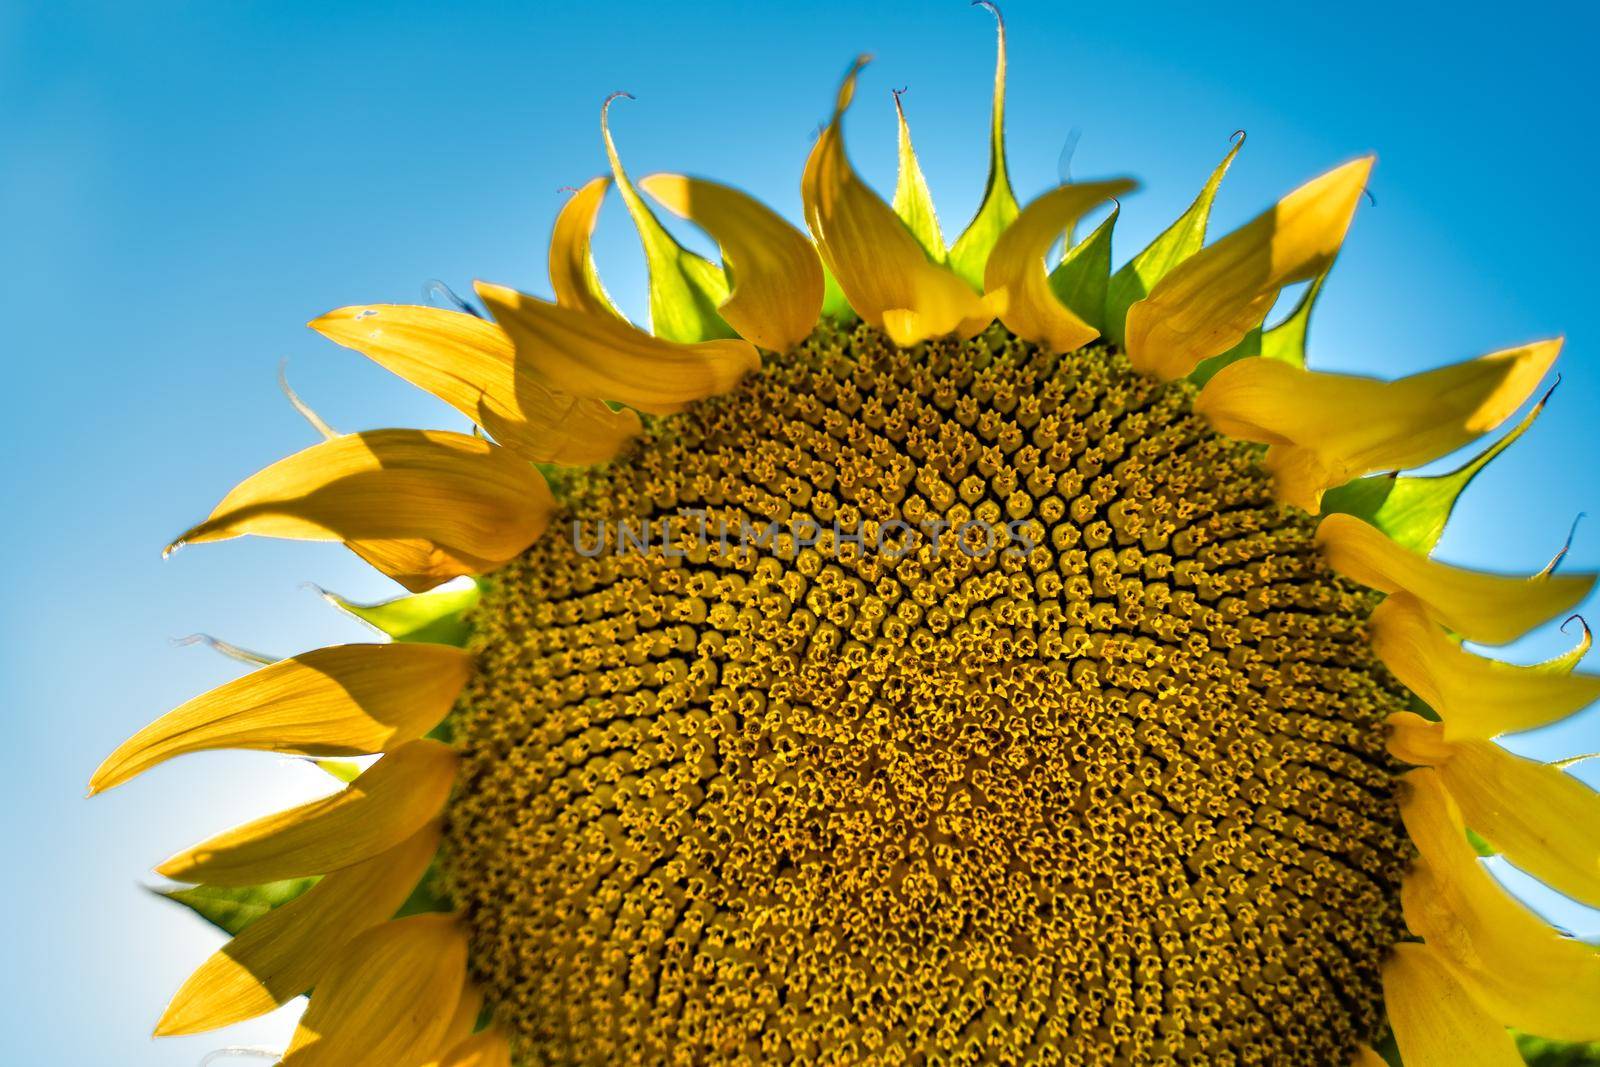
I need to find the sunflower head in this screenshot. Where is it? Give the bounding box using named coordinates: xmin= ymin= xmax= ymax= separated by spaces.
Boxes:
xmin=94 ymin=9 xmax=1600 ymax=1067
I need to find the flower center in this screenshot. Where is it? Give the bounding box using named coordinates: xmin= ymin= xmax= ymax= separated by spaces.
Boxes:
xmin=443 ymin=324 xmax=1411 ymax=1063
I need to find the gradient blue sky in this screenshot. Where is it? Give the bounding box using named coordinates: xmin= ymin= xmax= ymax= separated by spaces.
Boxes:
xmin=4 ymin=1 xmax=1599 ymax=1061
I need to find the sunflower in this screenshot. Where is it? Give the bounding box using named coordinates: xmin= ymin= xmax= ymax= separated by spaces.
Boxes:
xmin=92 ymin=8 xmax=1600 ymax=1066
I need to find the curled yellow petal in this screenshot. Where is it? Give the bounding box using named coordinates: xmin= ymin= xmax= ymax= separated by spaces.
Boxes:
xmin=1386 ymin=710 xmax=1457 ymax=766
xmin=311 ymin=305 xmax=641 ymax=466
xmin=1401 ymin=767 xmax=1600 ymax=1042
xmin=801 ymin=57 xmax=991 ymax=347
xmin=1383 ymin=940 xmax=1523 ymax=1067
xmin=155 ymin=822 xmax=441 ymax=1036
xmin=89 ymin=643 xmax=471 ymax=794
xmin=1316 ymin=513 xmax=1595 ymax=645
xmin=548 ymin=176 xmax=624 ymax=319
xmin=474 ymin=281 xmax=760 ymax=416
xmin=281 ymin=914 xmax=467 ymax=1067
xmin=1126 ymin=157 xmax=1372 ymax=381
xmin=1370 ymin=594 xmax=1600 ymax=740
xmin=435 ymin=1030 xmax=514 ymax=1067
xmin=156 ymin=738 xmax=456 ymax=886
xmin=1351 ymin=1047 xmax=1389 ymax=1067
xmin=640 ymin=172 xmax=824 ymax=353
xmin=1440 ymin=739 xmax=1600 ymax=909
xmin=983 ymin=179 xmax=1137 ymax=353
xmin=345 ymin=538 xmax=499 ymax=596
xmin=1195 ymin=340 xmax=1560 ymax=512
xmin=167 ymin=430 xmax=555 ymax=588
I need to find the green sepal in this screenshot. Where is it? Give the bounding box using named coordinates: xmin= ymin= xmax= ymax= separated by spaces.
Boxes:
xmin=315 ymin=758 xmax=362 ymax=783
xmin=1465 ymin=826 xmax=1498 ymax=857
xmin=156 ymin=878 xmax=318 ymax=937
xmin=891 ymin=91 xmax=946 ymax=263
xmin=946 ymin=3 xmax=1019 ymax=290
xmin=1047 ymin=206 xmax=1117 ymax=333
xmin=602 ymin=96 xmax=736 ymax=344
xmin=1188 ymin=326 xmax=1261 ymax=386
xmin=1104 ymin=135 xmax=1244 ymax=346
xmin=320 ymin=583 xmax=480 ymax=647
xmin=1319 ymin=390 xmax=1548 ymax=553
xmin=819 ymin=263 xmax=857 ymax=323
xmin=1517 ymin=1032 xmax=1600 ymax=1065
xmin=1259 ymin=266 xmax=1332 ymax=369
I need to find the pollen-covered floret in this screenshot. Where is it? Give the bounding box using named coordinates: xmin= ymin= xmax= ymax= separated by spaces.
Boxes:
xmin=443 ymin=322 xmax=1414 ymax=1066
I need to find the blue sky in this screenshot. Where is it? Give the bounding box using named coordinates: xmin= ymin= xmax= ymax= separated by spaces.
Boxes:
xmin=3 ymin=0 xmax=1598 ymax=1060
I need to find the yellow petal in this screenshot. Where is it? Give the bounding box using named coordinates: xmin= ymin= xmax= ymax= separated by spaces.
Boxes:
xmin=1194 ymin=340 xmax=1560 ymax=512
xmin=156 ymin=739 xmax=456 ymax=886
xmin=548 ymin=176 xmax=624 ymax=319
xmin=983 ymin=179 xmax=1137 ymax=353
xmin=801 ymin=57 xmax=991 ymax=347
xmin=434 ymin=1029 xmax=514 ymax=1067
xmin=1370 ymin=594 xmax=1600 ymax=740
xmin=346 ymin=537 xmax=500 ymax=596
xmin=1401 ymin=767 xmax=1600 ymax=1042
xmin=1386 ymin=710 xmax=1458 ymax=766
xmin=473 ymin=281 xmax=760 ymax=416
xmin=1440 ymin=738 xmax=1600 ymax=909
xmin=1316 ymin=513 xmax=1595 ymax=645
xmin=1125 ymin=157 xmax=1372 ymax=381
xmin=155 ymin=822 xmax=441 ymax=1035
xmin=1383 ymin=941 xmax=1523 ymax=1067
xmin=167 ymin=430 xmax=555 ymax=586
xmin=1351 ymin=1047 xmax=1389 ymax=1067
xmin=310 ymin=305 xmax=641 ymax=467
xmin=418 ymin=983 xmax=485 ymax=1067
xmin=639 ymin=172 xmax=824 ymax=353
xmin=89 ymin=643 xmax=471 ymax=794
xmin=282 ymin=914 xmax=466 ymax=1067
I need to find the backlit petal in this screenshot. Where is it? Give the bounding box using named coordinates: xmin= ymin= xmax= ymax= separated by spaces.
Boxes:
xmin=1440 ymin=739 xmax=1600 ymax=909
xmin=640 ymin=173 xmax=824 ymax=352
xmin=155 ymin=822 xmax=441 ymax=1035
xmin=801 ymin=57 xmax=990 ymax=346
xmin=167 ymin=430 xmax=555 ymax=588
xmin=548 ymin=176 xmax=625 ymax=319
xmin=281 ymin=914 xmax=466 ymax=1067
xmin=1370 ymin=594 xmax=1600 ymax=739
xmin=89 ymin=643 xmax=470 ymax=794
xmin=1401 ymin=768 xmax=1600 ymax=1042
xmin=156 ymin=738 xmax=456 ymax=885
xmin=1320 ymin=388 xmax=1549 ymax=554
xmin=474 ymin=281 xmax=759 ymax=416
xmin=1383 ymin=940 xmax=1522 ymax=1067
xmin=984 ymin=179 xmax=1137 ymax=353
xmin=1316 ymin=513 xmax=1595 ymax=646
xmin=1126 ymin=157 xmax=1371 ymax=381
xmin=1195 ymin=340 xmax=1559 ymax=512
xmin=310 ymin=306 xmax=641 ymax=467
